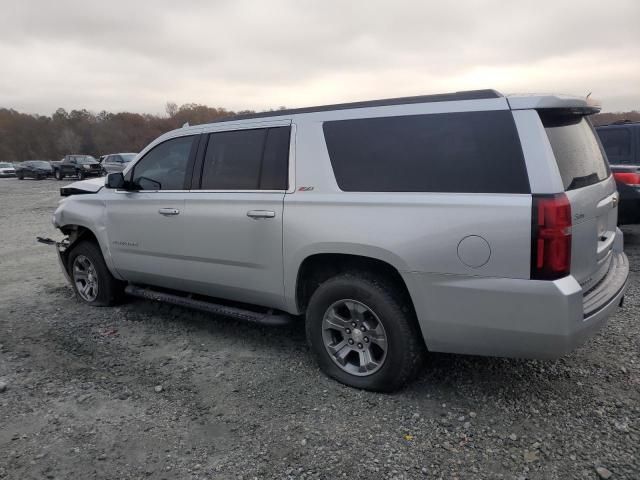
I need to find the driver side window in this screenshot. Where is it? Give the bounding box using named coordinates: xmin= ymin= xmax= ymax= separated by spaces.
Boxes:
xmin=131 ymin=136 xmax=194 ymax=190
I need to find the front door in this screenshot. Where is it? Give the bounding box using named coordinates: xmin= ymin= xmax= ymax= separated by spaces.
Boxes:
xmin=105 ymin=134 xmax=199 ymax=290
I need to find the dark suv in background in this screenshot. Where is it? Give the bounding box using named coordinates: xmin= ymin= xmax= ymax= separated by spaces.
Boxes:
xmin=596 ymin=121 xmax=640 ymax=224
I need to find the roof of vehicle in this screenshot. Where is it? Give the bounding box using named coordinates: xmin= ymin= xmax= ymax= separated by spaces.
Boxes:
xmin=205 ymin=89 xmax=503 ymax=123
xmin=156 ymin=90 xmax=601 ymax=144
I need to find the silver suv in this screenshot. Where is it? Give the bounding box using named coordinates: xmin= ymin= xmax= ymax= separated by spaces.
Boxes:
xmin=48 ymin=89 xmax=629 ymax=391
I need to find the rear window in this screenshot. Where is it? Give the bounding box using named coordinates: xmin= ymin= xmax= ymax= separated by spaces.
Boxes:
xmin=199 ymin=127 xmax=290 ymax=190
xmin=540 ymin=113 xmax=610 ymax=191
xmin=323 ymin=111 xmax=530 ymax=193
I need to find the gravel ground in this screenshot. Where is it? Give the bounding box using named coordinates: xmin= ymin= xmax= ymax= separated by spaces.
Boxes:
xmin=0 ymin=178 xmax=638 ymax=480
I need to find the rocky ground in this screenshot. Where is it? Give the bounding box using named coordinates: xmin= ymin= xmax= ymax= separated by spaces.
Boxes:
xmin=0 ymin=178 xmax=638 ymax=479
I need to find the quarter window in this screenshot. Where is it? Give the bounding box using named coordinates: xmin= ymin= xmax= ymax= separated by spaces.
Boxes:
xmin=199 ymin=126 xmax=290 ymax=190
xmin=323 ymin=111 xmax=529 ymax=193
xmin=131 ymin=135 xmax=195 ymax=190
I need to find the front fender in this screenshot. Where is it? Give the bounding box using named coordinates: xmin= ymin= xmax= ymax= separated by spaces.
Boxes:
xmin=54 ymin=196 xmax=124 ymax=281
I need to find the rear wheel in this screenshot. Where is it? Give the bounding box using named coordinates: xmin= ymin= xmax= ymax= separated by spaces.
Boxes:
xmin=17 ymin=173 xmax=23 ymax=180
xmin=306 ymin=273 xmax=425 ymax=392
xmin=67 ymin=241 xmax=124 ymax=306
xmin=55 ymin=170 xmax=64 ymax=180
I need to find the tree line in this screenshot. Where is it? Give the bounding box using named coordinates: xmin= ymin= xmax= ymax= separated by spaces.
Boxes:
xmin=0 ymin=102 xmax=261 ymax=162
xmin=0 ymin=102 xmax=638 ymax=163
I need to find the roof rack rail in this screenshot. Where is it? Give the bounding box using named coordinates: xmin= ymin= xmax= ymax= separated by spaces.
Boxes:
xmin=209 ymin=89 xmax=503 ymax=124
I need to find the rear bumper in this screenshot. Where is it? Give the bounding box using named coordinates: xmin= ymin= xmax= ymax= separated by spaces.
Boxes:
xmin=403 ymin=251 xmax=629 ymax=359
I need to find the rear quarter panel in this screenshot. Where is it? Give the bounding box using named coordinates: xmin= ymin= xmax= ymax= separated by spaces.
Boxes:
xmin=283 ymin=109 xmax=533 ymax=313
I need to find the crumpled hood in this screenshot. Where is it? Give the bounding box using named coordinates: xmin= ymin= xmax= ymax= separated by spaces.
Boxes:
xmin=60 ymin=176 xmax=105 ymax=196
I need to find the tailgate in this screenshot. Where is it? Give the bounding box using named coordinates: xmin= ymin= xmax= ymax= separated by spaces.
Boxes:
xmin=540 ymin=111 xmax=617 ymax=291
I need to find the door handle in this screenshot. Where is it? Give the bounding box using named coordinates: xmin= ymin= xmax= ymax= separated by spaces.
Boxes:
xmin=247 ymin=210 xmax=275 ymax=219
xmin=158 ymin=208 xmax=180 ymax=216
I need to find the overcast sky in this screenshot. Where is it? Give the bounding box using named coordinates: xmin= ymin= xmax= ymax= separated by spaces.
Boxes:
xmin=1 ymin=0 xmax=638 ymax=115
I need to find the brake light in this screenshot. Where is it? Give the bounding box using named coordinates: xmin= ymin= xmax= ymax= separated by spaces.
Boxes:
xmin=531 ymin=194 xmax=572 ymax=280
xmin=613 ymin=172 xmax=640 ymax=186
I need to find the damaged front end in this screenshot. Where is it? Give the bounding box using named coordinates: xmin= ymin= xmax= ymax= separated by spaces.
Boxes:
xmin=36 ymin=236 xmax=72 ymax=284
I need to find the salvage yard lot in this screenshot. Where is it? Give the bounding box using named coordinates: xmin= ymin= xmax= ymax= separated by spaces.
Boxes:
xmin=0 ymin=178 xmax=638 ymax=480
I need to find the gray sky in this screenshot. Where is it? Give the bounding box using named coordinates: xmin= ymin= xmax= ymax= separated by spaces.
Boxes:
xmin=1 ymin=0 xmax=639 ymax=114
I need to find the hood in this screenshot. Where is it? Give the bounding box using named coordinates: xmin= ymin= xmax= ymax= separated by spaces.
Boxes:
xmin=60 ymin=176 xmax=105 ymax=196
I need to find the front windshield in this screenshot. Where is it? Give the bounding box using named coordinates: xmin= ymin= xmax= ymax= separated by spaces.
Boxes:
xmin=121 ymin=154 xmax=136 ymax=163
xmin=0 ymin=162 xmax=12 ymax=168
xmin=32 ymin=161 xmax=51 ymax=168
xmin=77 ymin=156 xmax=97 ymax=164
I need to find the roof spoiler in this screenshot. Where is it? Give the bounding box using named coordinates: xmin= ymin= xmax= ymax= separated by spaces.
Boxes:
xmin=507 ymin=94 xmax=601 ymax=115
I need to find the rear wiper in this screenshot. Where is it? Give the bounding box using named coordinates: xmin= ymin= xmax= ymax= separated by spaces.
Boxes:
xmin=567 ymin=172 xmax=599 ymax=190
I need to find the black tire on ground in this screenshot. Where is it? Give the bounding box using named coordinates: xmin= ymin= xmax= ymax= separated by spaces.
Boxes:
xmin=305 ymin=272 xmax=425 ymax=392
xmin=67 ymin=240 xmax=125 ymax=306
xmin=77 ymin=170 xmax=85 ymax=180
xmin=55 ymin=170 xmax=64 ymax=180
xmin=17 ymin=173 xmax=24 ymax=180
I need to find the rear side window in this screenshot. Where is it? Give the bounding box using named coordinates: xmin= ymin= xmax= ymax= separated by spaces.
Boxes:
xmin=540 ymin=113 xmax=610 ymax=191
xmin=323 ymin=111 xmax=529 ymax=193
xmin=597 ymin=128 xmax=632 ymax=164
xmin=199 ymin=126 xmax=290 ymax=190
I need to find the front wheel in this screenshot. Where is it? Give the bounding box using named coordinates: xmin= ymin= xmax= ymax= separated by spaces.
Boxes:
xmin=77 ymin=170 xmax=85 ymax=180
xmin=55 ymin=170 xmax=64 ymax=180
xmin=67 ymin=241 xmax=124 ymax=306
xmin=306 ymin=273 xmax=425 ymax=392
xmin=17 ymin=173 xmax=24 ymax=180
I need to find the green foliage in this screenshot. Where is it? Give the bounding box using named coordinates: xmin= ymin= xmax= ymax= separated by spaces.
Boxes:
xmin=0 ymin=103 xmax=251 ymax=162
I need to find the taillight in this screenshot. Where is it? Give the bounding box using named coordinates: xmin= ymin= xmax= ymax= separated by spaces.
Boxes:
xmin=531 ymin=194 xmax=572 ymax=280
xmin=613 ymin=172 xmax=640 ymax=187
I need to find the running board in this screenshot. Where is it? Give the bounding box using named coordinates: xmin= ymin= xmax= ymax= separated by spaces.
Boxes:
xmin=124 ymin=285 xmax=293 ymax=326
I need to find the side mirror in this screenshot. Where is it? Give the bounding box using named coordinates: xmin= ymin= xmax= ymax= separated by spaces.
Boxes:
xmin=106 ymin=172 xmax=125 ymax=189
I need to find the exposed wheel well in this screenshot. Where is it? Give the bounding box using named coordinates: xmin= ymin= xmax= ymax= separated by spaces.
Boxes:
xmin=59 ymin=225 xmax=100 ymax=270
xmin=295 ymin=254 xmax=415 ymax=315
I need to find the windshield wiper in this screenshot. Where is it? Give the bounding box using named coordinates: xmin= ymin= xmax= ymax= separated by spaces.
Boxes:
xmin=567 ymin=173 xmax=599 ymax=190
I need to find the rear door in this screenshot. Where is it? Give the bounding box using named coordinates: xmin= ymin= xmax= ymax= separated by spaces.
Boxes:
xmin=540 ymin=111 xmax=617 ymax=291
xmin=180 ymin=122 xmax=292 ymax=310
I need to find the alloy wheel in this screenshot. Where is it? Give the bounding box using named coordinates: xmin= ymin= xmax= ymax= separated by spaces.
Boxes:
xmin=72 ymin=254 xmax=99 ymax=302
xmin=321 ymin=299 xmax=388 ymax=376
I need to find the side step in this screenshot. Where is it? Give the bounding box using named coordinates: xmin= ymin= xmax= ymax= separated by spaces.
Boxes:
xmin=124 ymin=285 xmax=293 ymax=326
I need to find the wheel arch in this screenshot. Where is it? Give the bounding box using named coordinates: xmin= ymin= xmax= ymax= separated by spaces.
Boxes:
xmin=293 ymin=252 xmax=415 ymax=317
xmin=58 ymin=223 xmax=123 ymax=280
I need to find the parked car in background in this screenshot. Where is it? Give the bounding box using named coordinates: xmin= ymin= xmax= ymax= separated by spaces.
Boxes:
xmin=596 ymin=121 xmax=640 ymax=224
xmin=15 ymin=160 xmax=53 ymax=180
xmin=52 ymin=155 xmax=102 ymax=180
xmin=101 ymin=153 xmax=137 ymax=174
xmin=0 ymin=162 xmax=16 ymax=177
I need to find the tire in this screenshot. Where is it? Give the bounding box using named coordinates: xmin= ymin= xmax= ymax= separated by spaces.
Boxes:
xmin=55 ymin=170 xmax=64 ymax=180
xmin=67 ymin=240 xmax=124 ymax=306
xmin=17 ymin=173 xmax=23 ymax=180
xmin=77 ymin=170 xmax=85 ymax=180
xmin=305 ymin=272 xmax=425 ymax=392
